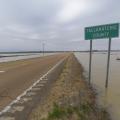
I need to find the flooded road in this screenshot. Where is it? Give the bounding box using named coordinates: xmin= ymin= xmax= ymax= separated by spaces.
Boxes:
xmin=75 ymin=52 xmax=120 ymax=120
xmin=0 ymin=53 xmax=55 ymax=63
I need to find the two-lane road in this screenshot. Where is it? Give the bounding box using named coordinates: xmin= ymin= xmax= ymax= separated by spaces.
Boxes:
xmin=0 ymin=53 xmax=67 ymax=111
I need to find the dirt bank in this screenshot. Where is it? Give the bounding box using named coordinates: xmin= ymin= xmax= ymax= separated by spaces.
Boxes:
xmin=29 ymin=54 xmax=110 ymax=120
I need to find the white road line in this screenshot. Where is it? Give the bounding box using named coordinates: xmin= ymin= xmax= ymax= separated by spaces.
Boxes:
xmin=0 ymin=57 xmax=65 ymax=115
xmin=0 ymin=71 xmax=5 ymax=73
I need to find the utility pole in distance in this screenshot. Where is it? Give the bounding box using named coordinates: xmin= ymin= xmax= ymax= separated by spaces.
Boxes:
xmin=42 ymin=43 xmax=45 ymax=56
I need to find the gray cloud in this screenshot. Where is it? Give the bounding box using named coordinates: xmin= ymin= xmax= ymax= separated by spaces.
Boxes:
xmin=0 ymin=0 xmax=119 ymax=51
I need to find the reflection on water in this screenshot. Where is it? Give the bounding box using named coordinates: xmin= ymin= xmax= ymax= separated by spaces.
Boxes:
xmin=75 ymin=52 xmax=120 ymax=120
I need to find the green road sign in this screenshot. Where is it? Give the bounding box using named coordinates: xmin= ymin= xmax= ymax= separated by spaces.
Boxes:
xmin=85 ymin=23 xmax=119 ymax=40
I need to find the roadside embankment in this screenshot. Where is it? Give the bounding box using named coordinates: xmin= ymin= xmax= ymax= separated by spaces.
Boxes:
xmin=29 ymin=53 xmax=110 ymax=120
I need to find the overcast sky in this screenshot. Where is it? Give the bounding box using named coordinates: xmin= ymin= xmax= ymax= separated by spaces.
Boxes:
xmin=0 ymin=0 xmax=120 ymax=51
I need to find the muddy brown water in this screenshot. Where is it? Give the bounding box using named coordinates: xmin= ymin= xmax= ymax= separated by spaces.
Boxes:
xmin=75 ymin=52 xmax=120 ymax=120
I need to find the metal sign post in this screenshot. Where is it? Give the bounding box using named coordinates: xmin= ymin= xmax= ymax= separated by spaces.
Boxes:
xmin=89 ymin=40 xmax=92 ymax=84
xmin=85 ymin=23 xmax=119 ymax=88
xmin=105 ymin=38 xmax=111 ymax=88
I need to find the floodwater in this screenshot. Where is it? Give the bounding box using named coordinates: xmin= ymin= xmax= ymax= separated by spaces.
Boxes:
xmin=75 ymin=52 xmax=120 ymax=120
xmin=0 ymin=53 xmax=55 ymax=63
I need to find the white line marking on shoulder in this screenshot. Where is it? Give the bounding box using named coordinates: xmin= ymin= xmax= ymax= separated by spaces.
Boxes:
xmin=0 ymin=71 xmax=5 ymax=73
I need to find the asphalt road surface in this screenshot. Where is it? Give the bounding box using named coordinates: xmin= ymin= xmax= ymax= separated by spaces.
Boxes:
xmin=0 ymin=53 xmax=67 ymax=111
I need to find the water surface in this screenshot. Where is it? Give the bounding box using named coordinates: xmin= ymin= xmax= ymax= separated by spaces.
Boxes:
xmin=75 ymin=52 xmax=120 ymax=120
xmin=0 ymin=53 xmax=55 ymax=63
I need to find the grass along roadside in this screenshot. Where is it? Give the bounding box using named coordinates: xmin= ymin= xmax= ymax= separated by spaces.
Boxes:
xmin=29 ymin=54 xmax=110 ymax=120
